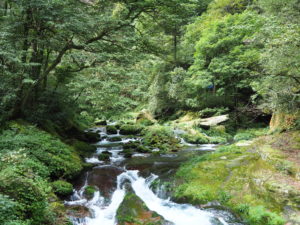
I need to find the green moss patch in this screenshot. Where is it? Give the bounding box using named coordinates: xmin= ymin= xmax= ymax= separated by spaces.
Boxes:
xmin=117 ymin=192 xmax=165 ymax=225
xmin=175 ymin=132 xmax=300 ymax=225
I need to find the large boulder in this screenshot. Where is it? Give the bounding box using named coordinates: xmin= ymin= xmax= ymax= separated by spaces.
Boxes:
xmin=270 ymin=112 xmax=299 ymax=132
xmin=136 ymin=109 xmax=156 ymax=125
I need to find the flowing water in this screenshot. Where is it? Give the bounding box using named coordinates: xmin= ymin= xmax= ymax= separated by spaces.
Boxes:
xmin=66 ymin=126 xmax=244 ymax=225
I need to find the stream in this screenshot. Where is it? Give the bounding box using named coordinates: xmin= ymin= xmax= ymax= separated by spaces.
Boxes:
xmin=65 ymin=126 xmax=244 ymax=225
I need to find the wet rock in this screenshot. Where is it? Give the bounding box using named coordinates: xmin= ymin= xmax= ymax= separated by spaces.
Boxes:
xmin=116 ymin=192 xmax=167 ymax=225
xmin=88 ymin=166 xmax=124 ymax=197
xmin=199 ymin=115 xmax=229 ymax=127
xmin=95 ymin=120 xmax=107 ymax=126
xmin=84 ymin=131 xmax=101 ymax=143
xmin=66 ymin=205 xmax=91 ymax=218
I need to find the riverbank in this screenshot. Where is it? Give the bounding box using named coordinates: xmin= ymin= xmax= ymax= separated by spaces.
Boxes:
xmin=0 ymin=120 xmax=97 ymax=225
xmin=174 ymin=131 xmax=300 ymax=225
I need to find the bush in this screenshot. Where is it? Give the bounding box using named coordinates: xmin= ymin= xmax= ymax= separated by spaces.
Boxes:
xmin=0 ymin=123 xmax=82 ymax=179
xmin=106 ymin=126 xmax=118 ymax=134
xmin=0 ymin=194 xmax=20 ymax=224
xmin=119 ymin=125 xmax=143 ymax=135
xmin=51 ymin=181 xmax=73 ymax=197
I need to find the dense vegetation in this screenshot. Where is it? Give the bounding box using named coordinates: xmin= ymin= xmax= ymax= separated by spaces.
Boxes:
xmin=0 ymin=0 xmax=299 ymax=224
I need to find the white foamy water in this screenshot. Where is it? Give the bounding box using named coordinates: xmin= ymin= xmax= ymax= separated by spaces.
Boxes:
xmin=67 ymin=170 xmax=229 ymax=225
xmin=67 ymin=127 xmax=234 ymax=225
xmin=119 ymin=170 xmax=216 ymax=225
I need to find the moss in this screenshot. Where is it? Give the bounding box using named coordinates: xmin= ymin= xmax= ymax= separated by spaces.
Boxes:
xmin=122 ymin=149 xmax=134 ymax=158
xmin=51 ymin=181 xmax=73 ymax=197
xmin=137 ymin=118 xmax=154 ymax=126
xmin=98 ymin=152 xmax=111 ymax=161
xmin=106 ymin=125 xmax=118 ymax=134
xmin=117 ymin=192 xmax=165 ymax=225
xmin=108 ymin=136 xmax=122 ymax=142
xmin=175 ymin=132 xmax=300 ymax=225
xmin=182 ymin=132 xmax=209 ymax=144
xmin=119 ymin=124 xmax=143 ymax=135
xmin=84 ymin=186 xmax=97 ymax=200
xmin=141 ymin=125 xmax=180 ymax=152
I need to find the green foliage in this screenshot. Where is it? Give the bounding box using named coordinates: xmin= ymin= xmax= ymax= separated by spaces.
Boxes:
xmin=247 ymin=206 xmax=284 ymax=225
xmin=0 ymin=194 xmax=21 ymax=224
xmin=51 ymin=181 xmax=73 ymax=197
xmin=0 ymin=122 xmax=83 ymax=224
xmin=234 ymin=133 xmax=255 ymax=141
xmin=233 ymin=128 xmax=268 ymax=141
xmin=0 ymin=123 xmax=82 ymax=179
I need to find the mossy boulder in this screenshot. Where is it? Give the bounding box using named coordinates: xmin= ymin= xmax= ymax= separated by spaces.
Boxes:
xmin=108 ymin=136 xmax=122 ymax=142
xmin=66 ymin=205 xmax=91 ymax=218
xmin=141 ymin=125 xmax=180 ymax=152
xmin=117 ymin=192 xmax=165 ymax=225
xmin=83 ymin=186 xmax=98 ymax=200
xmin=123 ymin=141 xmax=140 ymax=150
xmin=182 ymin=132 xmax=209 ymax=144
xmin=119 ymin=125 xmax=143 ymax=135
xmin=98 ymin=152 xmax=111 ymax=161
xmin=84 ymin=131 xmax=101 ymax=143
xmin=121 ymin=149 xmax=134 ymax=158
xmin=106 ymin=125 xmax=118 ymax=134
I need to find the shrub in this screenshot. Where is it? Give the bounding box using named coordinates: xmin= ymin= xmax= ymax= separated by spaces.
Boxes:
xmin=0 ymin=124 xmax=82 ymax=179
xmin=0 ymin=194 xmax=20 ymax=224
xmin=71 ymin=140 xmax=96 ymax=157
xmin=51 ymin=181 xmax=73 ymax=197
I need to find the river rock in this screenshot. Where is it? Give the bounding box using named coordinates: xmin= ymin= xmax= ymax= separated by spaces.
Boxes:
xmin=116 ymin=192 xmax=167 ymax=225
xmin=199 ymin=115 xmax=229 ymax=128
xmin=66 ymin=205 xmax=91 ymax=218
xmin=88 ymin=166 xmax=124 ymax=197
